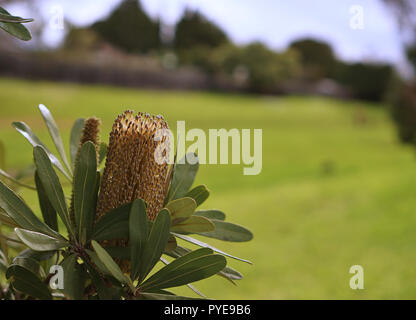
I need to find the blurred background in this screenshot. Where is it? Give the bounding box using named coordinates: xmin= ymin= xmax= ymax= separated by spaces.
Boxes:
xmin=1 ymin=0 xmax=416 ymax=299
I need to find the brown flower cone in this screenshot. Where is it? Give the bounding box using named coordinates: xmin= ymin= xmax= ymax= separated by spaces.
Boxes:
xmin=96 ymin=111 xmax=171 ymax=272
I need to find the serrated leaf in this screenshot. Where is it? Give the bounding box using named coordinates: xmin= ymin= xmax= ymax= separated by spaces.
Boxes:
xmin=0 ymin=8 xmax=32 ymax=41
xmin=140 ymin=248 xmax=226 ymax=291
xmin=73 ymin=142 xmax=98 ymax=243
xmin=198 ymin=220 xmax=253 ymax=242
xmin=92 ymin=203 xmax=131 ymax=241
xmin=171 ymin=216 xmax=215 ymax=234
xmin=33 ymin=146 xmax=74 ymax=238
xmin=0 ymin=179 xmax=58 ymax=237
xmin=6 ymin=265 xmax=51 ymax=300
xmin=39 ymin=104 xmax=72 ymax=175
xmin=185 ymin=185 xmax=210 ymax=207
xmin=166 ymin=197 xmax=197 ymax=221
xmin=166 ymin=153 xmax=199 ymax=202
xmin=138 ymin=209 xmax=171 ymax=283
xmin=13 ymin=121 xmax=71 ymax=181
xmin=70 ymin=118 xmax=85 ymax=170
xmin=35 ymin=171 xmax=58 ymax=232
xmin=129 ymin=199 xmax=148 ymax=280
xmin=15 ymin=228 xmax=68 ymax=251
xmin=194 ymin=210 xmax=226 ymax=221
xmin=173 ymin=233 xmax=252 ymax=265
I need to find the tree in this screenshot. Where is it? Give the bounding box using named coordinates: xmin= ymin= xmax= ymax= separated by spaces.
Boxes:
xmin=289 ymin=38 xmax=337 ymax=80
xmin=92 ymin=0 xmax=160 ymax=53
xmin=174 ymin=9 xmax=228 ymax=50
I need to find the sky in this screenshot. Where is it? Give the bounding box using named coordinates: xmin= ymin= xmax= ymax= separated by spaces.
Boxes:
xmin=8 ymin=0 xmax=407 ymax=68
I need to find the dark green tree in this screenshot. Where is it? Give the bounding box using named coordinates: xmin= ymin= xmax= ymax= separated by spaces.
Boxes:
xmin=174 ymin=9 xmax=228 ymax=50
xmin=92 ymin=0 xmax=160 ymax=53
xmin=289 ymin=38 xmax=337 ymax=80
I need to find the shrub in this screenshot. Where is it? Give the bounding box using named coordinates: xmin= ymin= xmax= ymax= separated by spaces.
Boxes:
xmin=334 ymin=62 xmax=395 ymax=102
xmin=390 ymin=82 xmax=416 ymax=144
xmin=0 ymin=105 xmax=253 ymax=300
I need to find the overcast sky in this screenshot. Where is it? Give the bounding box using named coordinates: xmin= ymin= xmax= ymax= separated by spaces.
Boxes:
xmin=8 ymin=0 xmax=406 ymax=67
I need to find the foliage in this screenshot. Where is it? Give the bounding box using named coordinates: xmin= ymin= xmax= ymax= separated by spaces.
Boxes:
xmin=335 ymin=62 xmax=395 ymax=102
xmin=289 ymin=38 xmax=337 ymax=80
xmin=174 ymin=9 xmax=229 ymax=51
xmin=92 ymin=0 xmax=160 ymax=53
xmin=0 ymin=104 xmax=253 ymax=300
xmin=0 ymin=6 xmax=32 ymax=41
xmin=389 ymin=82 xmax=416 ymax=144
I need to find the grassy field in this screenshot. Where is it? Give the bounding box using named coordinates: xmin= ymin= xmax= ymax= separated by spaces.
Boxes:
xmin=1 ymin=77 xmax=416 ymax=299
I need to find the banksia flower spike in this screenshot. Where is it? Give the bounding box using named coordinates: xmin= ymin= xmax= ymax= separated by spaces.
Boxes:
xmin=96 ymin=111 xmax=170 ymax=221
xmin=79 ymin=117 xmax=101 ymax=163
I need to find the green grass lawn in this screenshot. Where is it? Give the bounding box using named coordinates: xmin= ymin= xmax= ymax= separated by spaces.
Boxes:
xmin=1 ymin=77 xmax=416 ymax=299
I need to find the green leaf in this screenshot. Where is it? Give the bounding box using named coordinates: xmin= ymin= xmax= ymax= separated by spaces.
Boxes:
xmin=219 ymin=266 xmax=243 ymax=282
xmin=167 ymin=246 xmax=243 ymax=283
xmin=61 ymin=254 xmax=87 ymax=300
xmin=0 ymin=8 xmax=33 ymax=24
xmin=13 ymin=121 xmax=71 ymax=181
xmin=70 ymin=118 xmax=85 ymax=170
xmin=92 ymin=203 xmax=131 ymax=241
xmin=194 ymin=210 xmax=226 ymax=221
xmin=140 ymin=248 xmax=226 ymax=291
xmin=0 ymin=248 xmax=7 ymax=272
xmin=138 ymin=292 xmax=203 ymax=300
xmin=15 ymin=228 xmax=68 ymax=251
xmin=198 ymin=220 xmax=253 ymax=242
xmin=83 ymin=258 xmax=115 ymax=300
xmin=0 ymin=179 xmax=58 ymax=237
xmin=73 ymin=142 xmax=98 ymax=243
xmin=99 ymin=142 xmax=107 ymax=166
xmin=35 ymin=171 xmax=58 ymax=232
xmin=138 ymin=209 xmax=171 ymax=283
xmin=129 ymin=199 xmax=148 ymax=280
xmin=173 ymin=233 xmax=253 ymax=265
xmin=85 ymin=249 xmax=110 ymax=276
xmin=39 ymin=104 xmax=72 ymax=175
xmin=171 ymin=216 xmax=215 ymax=234
xmin=185 ymin=185 xmax=210 ymax=207
xmin=33 ymin=146 xmax=74 ymax=238
xmin=0 ymin=168 xmax=36 ymax=190
xmin=0 ymin=210 xmax=18 ymax=227
xmin=166 ymin=197 xmax=197 ymax=221
xmin=166 ymin=153 xmax=199 ymax=203
xmin=104 ymin=247 xmax=131 ymax=260
xmin=91 ymin=240 xmax=133 ymax=291
xmin=11 ymin=255 xmax=41 ymax=277
xmin=0 ymin=7 xmax=32 ymax=41
xmin=165 ymin=234 xmax=177 ymax=253
xmin=6 ymin=265 xmax=51 ymax=300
